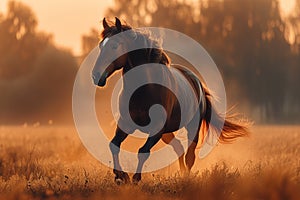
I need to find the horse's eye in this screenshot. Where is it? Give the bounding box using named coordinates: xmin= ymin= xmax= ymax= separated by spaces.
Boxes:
xmin=111 ymin=43 xmax=119 ymax=50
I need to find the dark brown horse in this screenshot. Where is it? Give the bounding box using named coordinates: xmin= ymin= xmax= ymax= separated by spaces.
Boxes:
xmin=92 ymin=17 xmax=249 ymax=184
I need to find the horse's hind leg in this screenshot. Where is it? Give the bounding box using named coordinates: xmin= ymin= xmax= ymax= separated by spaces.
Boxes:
xmin=133 ymin=133 xmax=163 ymax=183
xmin=161 ymin=133 xmax=186 ymax=172
xmin=185 ymin=119 xmax=201 ymax=172
xmin=185 ymin=140 xmax=198 ymax=171
xmin=110 ymin=126 xmax=130 ymax=184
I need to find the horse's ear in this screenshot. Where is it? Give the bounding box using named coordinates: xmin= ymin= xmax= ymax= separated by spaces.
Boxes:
xmin=115 ymin=17 xmax=122 ymax=32
xmin=103 ymin=18 xmax=109 ymax=29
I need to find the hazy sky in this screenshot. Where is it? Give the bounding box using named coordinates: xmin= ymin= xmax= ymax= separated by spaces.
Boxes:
xmin=0 ymin=0 xmax=113 ymax=55
xmin=0 ymin=0 xmax=296 ymax=56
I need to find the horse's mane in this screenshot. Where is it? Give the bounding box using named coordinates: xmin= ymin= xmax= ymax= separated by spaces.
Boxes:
xmin=100 ymin=20 xmax=171 ymax=67
xmin=127 ymin=30 xmax=171 ymax=67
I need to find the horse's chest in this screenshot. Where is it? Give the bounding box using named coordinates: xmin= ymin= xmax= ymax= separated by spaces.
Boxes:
xmin=119 ymin=85 xmax=168 ymax=124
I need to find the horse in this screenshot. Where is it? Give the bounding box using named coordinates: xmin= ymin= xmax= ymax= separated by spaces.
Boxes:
xmin=92 ymin=17 xmax=250 ymax=184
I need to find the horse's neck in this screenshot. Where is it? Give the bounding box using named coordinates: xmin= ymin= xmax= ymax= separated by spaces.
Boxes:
xmin=122 ymin=52 xmax=149 ymax=87
xmin=122 ymin=49 xmax=170 ymax=89
xmin=122 ymin=65 xmax=173 ymax=93
xmin=124 ymin=52 xmax=147 ymax=71
xmin=122 ymin=63 xmax=150 ymax=90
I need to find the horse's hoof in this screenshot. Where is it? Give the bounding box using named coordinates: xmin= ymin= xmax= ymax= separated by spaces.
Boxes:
xmin=132 ymin=173 xmax=141 ymax=184
xmin=113 ymin=170 xmax=130 ymax=184
xmin=115 ymin=178 xmax=123 ymax=185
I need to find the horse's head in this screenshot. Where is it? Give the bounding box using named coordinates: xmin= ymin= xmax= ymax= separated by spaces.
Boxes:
xmin=92 ymin=17 xmax=136 ymax=87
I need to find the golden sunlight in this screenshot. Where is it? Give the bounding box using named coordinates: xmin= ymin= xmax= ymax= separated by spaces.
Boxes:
xmin=279 ymin=0 xmax=296 ymax=17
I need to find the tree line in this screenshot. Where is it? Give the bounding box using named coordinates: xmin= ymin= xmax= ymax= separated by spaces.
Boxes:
xmin=0 ymin=1 xmax=77 ymax=124
xmin=82 ymin=0 xmax=300 ymax=123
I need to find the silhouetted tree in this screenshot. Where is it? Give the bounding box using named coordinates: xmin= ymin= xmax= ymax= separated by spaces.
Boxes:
xmin=0 ymin=1 xmax=51 ymax=79
xmin=106 ymin=0 xmax=196 ymax=33
xmin=81 ymin=28 xmax=99 ymax=58
xmin=92 ymin=0 xmax=300 ymax=123
xmin=0 ymin=1 xmax=78 ymax=124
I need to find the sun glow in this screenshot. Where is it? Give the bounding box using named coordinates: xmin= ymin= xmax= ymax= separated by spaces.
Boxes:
xmin=279 ymin=0 xmax=296 ymax=17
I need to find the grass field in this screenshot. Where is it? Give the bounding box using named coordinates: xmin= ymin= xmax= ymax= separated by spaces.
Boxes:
xmin=0 ymin=125 xmax=299 ymax=199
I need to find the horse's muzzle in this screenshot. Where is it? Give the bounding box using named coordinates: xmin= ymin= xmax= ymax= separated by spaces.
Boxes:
xmin=97 ymin=78 xmax=107 ymax=87
xmin=92 ymin=72 xmax=107 ymax=87
xmin=92 ymin=72 xmax=100 ymax=85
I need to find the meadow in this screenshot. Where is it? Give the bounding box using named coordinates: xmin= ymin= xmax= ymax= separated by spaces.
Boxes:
xmin=0 ymin=125 xmax=299 ymax=199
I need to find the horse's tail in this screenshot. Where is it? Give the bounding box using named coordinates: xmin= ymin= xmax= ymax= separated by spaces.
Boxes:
xmin=201 ymin=85 xmax=251 ymax=144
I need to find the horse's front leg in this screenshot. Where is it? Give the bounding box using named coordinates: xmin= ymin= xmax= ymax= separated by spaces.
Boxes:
xmin=133 ymin=133 xmax=163 ymax=183
xmin=110 ymin=126 xmax=130 ymax=184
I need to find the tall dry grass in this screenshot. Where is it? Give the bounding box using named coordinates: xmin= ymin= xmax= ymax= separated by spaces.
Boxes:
xmin=0 ymin=125 xmax=299 ymax=199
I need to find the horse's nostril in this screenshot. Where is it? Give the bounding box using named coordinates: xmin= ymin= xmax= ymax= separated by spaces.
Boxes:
xmin=92 ymin=72 xmax=100 ymax=80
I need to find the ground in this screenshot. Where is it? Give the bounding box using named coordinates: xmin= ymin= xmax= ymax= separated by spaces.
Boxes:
xmin=0 ymin=125 xmax=299 ymax=199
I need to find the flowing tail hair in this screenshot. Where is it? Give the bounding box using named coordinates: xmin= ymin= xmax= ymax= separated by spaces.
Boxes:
xmin=201 ymin=85 xmax=251 ymax=144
